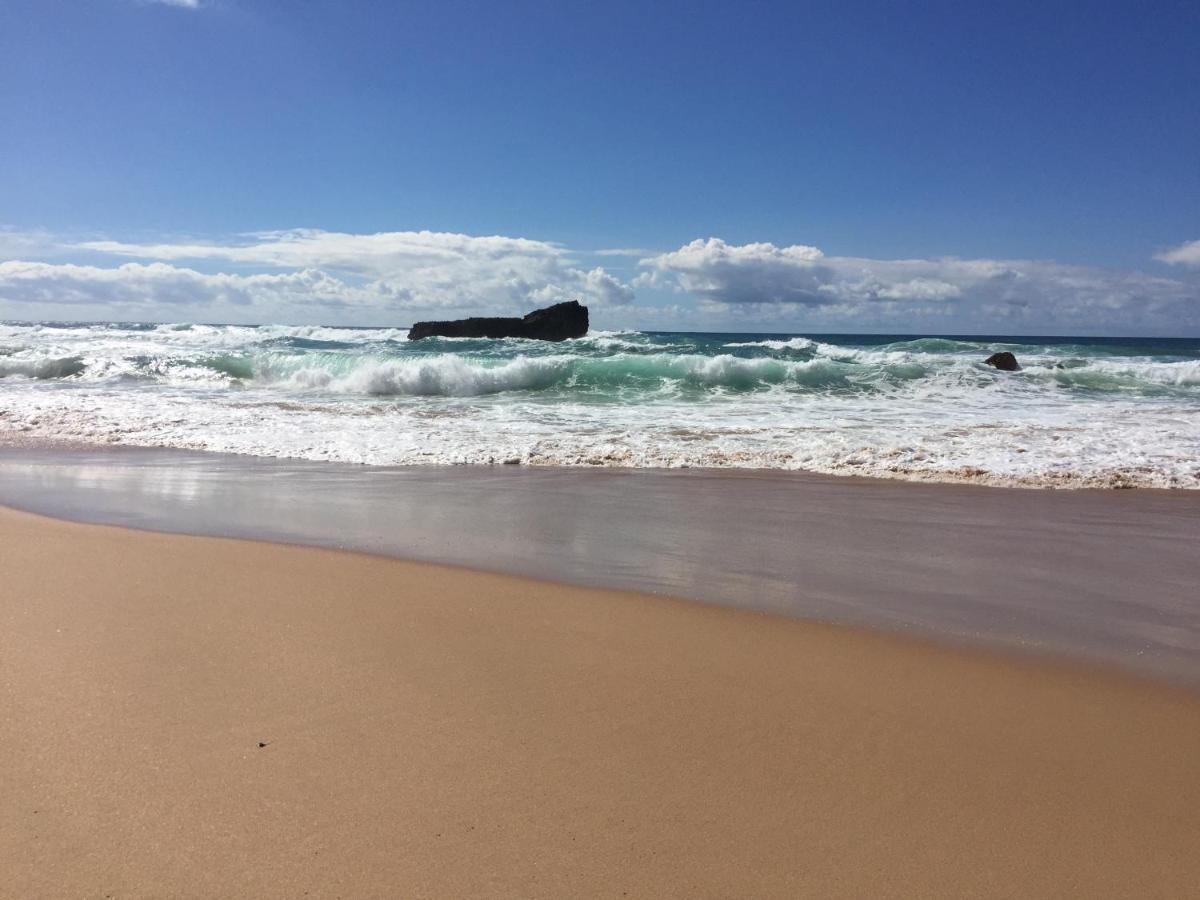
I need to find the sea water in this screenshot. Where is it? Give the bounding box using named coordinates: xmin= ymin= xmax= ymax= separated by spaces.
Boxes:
xmin=1 ymin=321 xmax=1198 ymax=488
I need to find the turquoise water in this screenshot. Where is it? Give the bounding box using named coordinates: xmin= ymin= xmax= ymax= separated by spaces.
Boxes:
xmin=1 ymin=321 xmax=1198 ymax=487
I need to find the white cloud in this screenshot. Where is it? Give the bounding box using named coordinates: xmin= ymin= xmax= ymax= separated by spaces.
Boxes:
xmin=76 ymin=230 xmax=634 ymax=309
xmin=0 ymin=261 xmax=366 ymax=317
xmin=0 ymin=230 xmax=633 ymax=324
xmin=2 ymin=228 xmax=1196 ymax=331
xmin=641 ymin=238 xmax=1199 ymax=331
xmin=77 ymin=229 xmax=564 ymax=274
xmin=639 ymin=239 xmax=830 ymax=305
xmin=1155 ymin=239 xmax=1200 ymax=267
xmin=140 ymin=0 xmax=202 ymax=8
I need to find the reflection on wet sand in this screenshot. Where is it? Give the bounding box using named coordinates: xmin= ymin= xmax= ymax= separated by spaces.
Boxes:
xmin=1 ymin=445 xmax=1198 ymax=685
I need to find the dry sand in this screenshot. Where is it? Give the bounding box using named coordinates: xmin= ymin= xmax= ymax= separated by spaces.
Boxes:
xmin=3 ymin=505 xmax=1200 ymax=898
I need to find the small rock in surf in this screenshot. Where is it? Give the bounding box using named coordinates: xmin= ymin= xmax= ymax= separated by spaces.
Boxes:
xmin=984 ymin=351 xmax=1020 ymax=372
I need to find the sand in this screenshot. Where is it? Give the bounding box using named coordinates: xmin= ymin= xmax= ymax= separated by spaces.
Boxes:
xmin=3 ymin=505 xmax=1200 ymax=898
xmin=5 ymin=447 xmax=1200 ymax=684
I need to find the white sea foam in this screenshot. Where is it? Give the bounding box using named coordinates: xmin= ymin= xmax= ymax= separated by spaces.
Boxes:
xmin=283 ymin=354 xmax=569 ymax=396
xmin=1 ymin=322 xmax=1198 ymax=488
xmin=724 ymin=336 xmax=817 ymax=352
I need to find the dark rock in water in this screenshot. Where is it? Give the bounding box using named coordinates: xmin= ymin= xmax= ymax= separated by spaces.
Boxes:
xmin=407 ymin=300 xmax=588 ymax=342
xmin=984 ymin=351 xmax=1021 ymax=372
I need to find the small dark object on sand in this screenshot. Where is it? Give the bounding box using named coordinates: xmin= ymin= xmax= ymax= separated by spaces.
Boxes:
xmin=258 ymin=741 xmax=270 ymax=748
xmin=984 ymin=351 xmax=1020 ymax=372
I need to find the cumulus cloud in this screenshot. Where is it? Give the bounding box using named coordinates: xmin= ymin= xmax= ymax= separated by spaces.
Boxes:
xmin=1155 ymin=239 xmax=1200 ymax=267
xmin=641 ymin=238 xmax=1199 ymax=330
xmin=70 ymin=229 xmax=632 ymax=314
xmin=2 ymin=227 xmax=1196 ymax=331
xmin=638 ymin=239 xmax=831 ymax=305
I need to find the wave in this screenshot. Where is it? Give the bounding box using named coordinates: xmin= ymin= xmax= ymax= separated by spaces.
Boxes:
xmin=255 ymin=324 xmax=411 ymax=344
xmin=724 ymin=337 xmax=817 ymax=352
xmin=873 ymin=337 xmax=992 ymax=353
xmin=283 ymin=354 xmax=564 ymax=396
xmin=1070 ymin=358 xmax=1200 ymax=387
xmin=4 ymin=386 xmax=1197 ymax=489
xmin=2 ymin=322 xmax=1198 ymax=488
xmin=3 ymin=341 xmax=1198 ymax=400
xmin=725 ymin=336 xmax=998 ymax=355
xmin=574 ymin=330 xmax=662 ymax=352
xmin=201 ymin=354 xmax=256 ymax=381
xmin=244 ymin=352 xmax=869 ymax=396
xmin=0 ymin=356 xmax=86 ymax=379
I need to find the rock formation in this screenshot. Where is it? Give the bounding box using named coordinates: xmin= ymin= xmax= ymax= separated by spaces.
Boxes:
xmin=984 ymin=351 xmax=1021 ymax=372
xmin=408 ymin=301 xmax=588 ymax=341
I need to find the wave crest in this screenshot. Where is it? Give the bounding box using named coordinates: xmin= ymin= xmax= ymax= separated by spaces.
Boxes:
xmin=0 ymin=356 xmax=86 ymax=379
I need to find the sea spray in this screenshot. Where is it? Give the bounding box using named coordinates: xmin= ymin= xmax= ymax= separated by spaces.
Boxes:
xmin=1 ymin=322 xmax=1198 ymax=488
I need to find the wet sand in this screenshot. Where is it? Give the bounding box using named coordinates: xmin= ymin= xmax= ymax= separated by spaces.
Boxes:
xmin=3 ymin=505 xmax=1200 ymax=898
xmin=1 ymin=446 xmax=1199 ymax=683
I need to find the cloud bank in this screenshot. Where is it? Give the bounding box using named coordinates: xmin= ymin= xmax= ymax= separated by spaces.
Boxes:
xmin=0 ymin=228 xmax=1196 ymax=331
xmin=0 ymin=229 xmax=633 ymax=322
xmin=79 ymin=230 xmax=635 ymax=311
xmin=639 ymin=238 xmax=1198 ymax=331
xmin=0 ymin=261 xmax=367 ymax=317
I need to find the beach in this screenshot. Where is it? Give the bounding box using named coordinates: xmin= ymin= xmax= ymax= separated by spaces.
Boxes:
xmin=3 ymin=447 xmax=1200 ymax=684
xmin=3 ymin=360 xmax=1200 ymax=898
xmin=4 ymin=490 xmax=1200 ymax=897
xmin=7 ymin=1 xmax=1200 ymax=895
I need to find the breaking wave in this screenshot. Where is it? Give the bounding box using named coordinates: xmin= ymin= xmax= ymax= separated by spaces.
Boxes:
xmin=0 ymin=355 xmax=87 ymax=380
xmin=1 ymin=322 xmax=1198 ymax=488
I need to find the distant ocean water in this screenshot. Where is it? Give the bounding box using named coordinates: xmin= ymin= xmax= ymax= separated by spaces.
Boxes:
xmin=1 ymin=321 xmax=1198 ymax=488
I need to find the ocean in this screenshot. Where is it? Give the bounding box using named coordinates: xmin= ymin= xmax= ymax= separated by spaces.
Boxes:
xmin=1 ymin=321 xmax=1198 ymax=488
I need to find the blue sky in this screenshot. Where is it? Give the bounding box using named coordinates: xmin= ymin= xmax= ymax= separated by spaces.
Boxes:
xmin=1 ymin=0 xmax=1197 ymax=333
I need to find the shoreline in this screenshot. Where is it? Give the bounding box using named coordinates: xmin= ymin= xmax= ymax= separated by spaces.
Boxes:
xmin=5 ymin=499 xmax=1193 ymax=699
xmin=4 ymin=429 xmax=1198 ymax=492
xmin=4 ymin=505 xmax=1200 ymax=897
xmin=3 ymin=324 xmax=1199 ymax=491
xmin=2 ymin=444 xmax=1199 ymax=686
